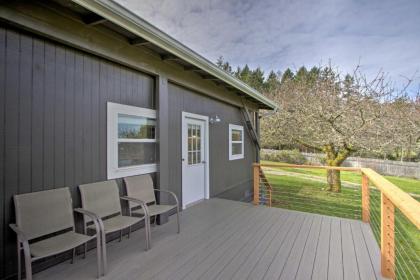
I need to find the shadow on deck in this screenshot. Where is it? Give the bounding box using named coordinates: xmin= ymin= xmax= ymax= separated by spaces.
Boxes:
xmin=35 ymin=198 xmax=384 ymax=280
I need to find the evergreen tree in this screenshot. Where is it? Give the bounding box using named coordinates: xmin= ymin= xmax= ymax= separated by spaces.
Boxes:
xmin=265 ymin=70 xmax=281 ymax=93
xmin=308 ymin=67 xmax=320 ymax=84
xmin=236 ymin=64 xmax=251 ymax=84
xmin=216 ymin=56 xmax=233 ymax=74
xmin=295 ymin=66 xmax=308 ymax=83
xmin=249 ymin=67 xmax=265 ymax=91
xmin=281 ymin=68 xmax=294 ymax=83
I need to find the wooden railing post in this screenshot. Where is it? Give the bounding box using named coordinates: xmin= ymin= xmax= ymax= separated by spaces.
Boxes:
xmin=362 ymin=174 xmax=370 ymax=223
xmin=381 ymin=193 xmax=395 ymax=279
xmin=253 ymin=163 xmax=260 ymax=205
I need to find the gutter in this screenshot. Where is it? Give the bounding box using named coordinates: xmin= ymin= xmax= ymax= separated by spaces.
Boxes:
xmin=72 ymin=0 xmax=278 ymax=110
xmin=259 ymin=107 xmax=279 ymax=118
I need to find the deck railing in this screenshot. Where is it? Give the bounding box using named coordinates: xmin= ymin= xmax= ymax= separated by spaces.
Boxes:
xmin=253 ymin=162 xmax=420 ymax=280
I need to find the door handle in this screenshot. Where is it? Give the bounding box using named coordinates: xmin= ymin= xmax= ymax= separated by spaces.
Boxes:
xmin=182 ymin=158 xmax=185 ymax=161
xmin=201 ymin=161 xmax=206 ymax=163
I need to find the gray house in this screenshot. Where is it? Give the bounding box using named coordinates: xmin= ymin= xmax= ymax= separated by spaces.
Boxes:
xmin=0 ymin=0 xmax=276 ymax=278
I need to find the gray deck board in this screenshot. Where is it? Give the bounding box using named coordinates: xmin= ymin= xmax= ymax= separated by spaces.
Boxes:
xmin=341 ymin=219 xmax=360 ymax=280
xmin=225 ymin=210 xmax=291 ymax=280
xmin=328 ymin=217 xmax=344 ymax=280
xmin=312 ymin=216 xmax=332 ymax=280
xmin=264 ymin=214 xmax=311 ymax=280
xmin=34 ymin=198 xmax=383 ymax=280
xmin=360 ymin=222 xmax=383 ymax=280
xmin=294 ymin=215 xmax=322 ymax=280
xmin=278 ymin=215 xmax=314 ymax=280
xmin=246 ymin=212 xmax=304 ymax=280
xmin=351 ymin=220 xmax=379 ymax=280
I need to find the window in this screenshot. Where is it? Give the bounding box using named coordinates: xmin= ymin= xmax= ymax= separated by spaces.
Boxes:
xmin=229 ymin=124 xmax=244 ymax=160
xmin=187 ymin=123 xmax=203 ymax=165
xmin=107 ymin=102 xmax=157 ymax=179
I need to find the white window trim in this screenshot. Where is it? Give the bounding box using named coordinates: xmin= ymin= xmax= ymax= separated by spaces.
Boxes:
xmin=107 ymin=102 xmax=157 ymax=179
xmin=229 ymin=124 xmax=244 ymax=160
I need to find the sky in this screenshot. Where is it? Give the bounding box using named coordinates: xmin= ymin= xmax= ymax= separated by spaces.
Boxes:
xmin=116 ymin=0 xmax=420 ymax=93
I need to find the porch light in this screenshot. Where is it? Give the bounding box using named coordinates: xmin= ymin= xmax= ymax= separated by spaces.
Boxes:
xmin=209 ymin=115 xmax=221 ymax=124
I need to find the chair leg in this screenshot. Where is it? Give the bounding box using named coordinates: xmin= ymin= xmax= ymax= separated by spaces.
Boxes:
xmin=95 ymin=234 xmax=102 ymax=279
xmin=17 ymin=241 xmax=21 ymax=280
xmin=71 ymin=248 xmax=76 ymax=264
xmin=22 ymin=242 xmax=32 ymax=280
xmin=144 ymin=222 xmax=149 ymax=250
xmin=84 ymin=243 xmax=87 ymax=259
xmin=127 ymin=226 xmax=131 ymax=239
xmin=83 ymin=224 xmax=87 ymax=259
xmin=176 ymin=207 xmax=180 ymax=234
xmin=101 ymin=229 xmax=107 ymax=276
xmin=119 ymin=230 xmax=122 ymax=242
xmin=147 ymin=217 xmax=152 ymax=249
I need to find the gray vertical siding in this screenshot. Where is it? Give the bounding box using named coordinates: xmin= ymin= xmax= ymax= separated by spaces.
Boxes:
xmin=0 ymin=24 xmax=258 ymax=279
xmin=0 ymin=26 xmax=155 ymax=278
xmin=168 ymin=83 xmax=256 ymax=205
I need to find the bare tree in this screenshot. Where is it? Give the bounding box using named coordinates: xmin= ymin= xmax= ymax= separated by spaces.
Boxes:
xmin=261 ymin=65 xmax=416 ymax=192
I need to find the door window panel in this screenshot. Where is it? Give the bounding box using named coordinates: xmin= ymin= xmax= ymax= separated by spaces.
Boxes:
xmin=188 ymin=124 xmax=203 ymax=165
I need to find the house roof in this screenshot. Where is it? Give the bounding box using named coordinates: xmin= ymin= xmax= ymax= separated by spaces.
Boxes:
xmin=70 ymin=0 xmax=277 ymax=110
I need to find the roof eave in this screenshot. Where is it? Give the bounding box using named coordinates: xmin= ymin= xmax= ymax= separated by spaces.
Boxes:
xmin=71 ymin=0 xmax=278 ymax=110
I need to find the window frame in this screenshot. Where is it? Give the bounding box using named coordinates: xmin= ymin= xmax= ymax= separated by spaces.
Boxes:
xmin=229 ymin=124 xmax=244 ymax=160
xmin=107 ymin=102 xmax=157 ymax=179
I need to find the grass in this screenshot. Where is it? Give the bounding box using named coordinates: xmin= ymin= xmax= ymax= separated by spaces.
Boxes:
xmin=265 ymin=174 xmax=361 ymax=220
xmin=261 ymin=160 xmax=420 ymax=195
xmin=261 ymin=162 xmax=420 ymax=280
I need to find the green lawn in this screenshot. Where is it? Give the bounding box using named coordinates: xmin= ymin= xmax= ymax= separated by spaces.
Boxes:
xmin=261 ymin=160 xmax=420 ymax=195
xmin=262 ymin=162 xmax=420 ymax=280
xmin=265 ymin=173 xmax=361 ymax=220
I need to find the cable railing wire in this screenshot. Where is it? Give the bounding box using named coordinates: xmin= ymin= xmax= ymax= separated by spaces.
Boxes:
xmin=256 ymin=164 xmax=419 ymax=280
xmin=367 ymin=183 xmax=419 ymax=280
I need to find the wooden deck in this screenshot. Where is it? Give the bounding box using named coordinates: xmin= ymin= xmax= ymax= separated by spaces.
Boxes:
xmin=35 ymin=198 xmax=384 ymax=280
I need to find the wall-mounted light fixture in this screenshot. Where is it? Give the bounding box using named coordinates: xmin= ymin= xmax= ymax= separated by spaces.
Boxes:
xmin=209 ymin=115 xmax=221 ymax=124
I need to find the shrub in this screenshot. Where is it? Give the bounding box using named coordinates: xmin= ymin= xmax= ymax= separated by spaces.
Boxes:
xmin=261 ymin=149 xmax=306 ymax=164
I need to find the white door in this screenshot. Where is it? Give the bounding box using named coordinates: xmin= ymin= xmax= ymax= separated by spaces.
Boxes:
xmin=182 ymin=112 xmax=209 ymax=209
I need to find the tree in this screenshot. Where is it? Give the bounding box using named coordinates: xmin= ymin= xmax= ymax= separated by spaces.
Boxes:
xmin=265 ymin=70 xmax=281 ymax=93
xmin=235 ymin=64 xmax=251 ymax=83
xmin=261 ymin=65 xmax=415 ymax=192
xmin=249 ymin=67 xmax=265 ymax=92
xmin=216 ymin=56 xmax=233 ymax=74
xmin=295 ymin=66 xmax=308 ymax=83
xmin=280 ymin=68 xmax=294 ymax=83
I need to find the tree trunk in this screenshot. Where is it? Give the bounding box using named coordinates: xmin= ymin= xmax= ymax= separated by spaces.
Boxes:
xmin=327 ymin=169 xmax=341 ymax=192
xmin=322 ymin=143 xmax=352 ymax=193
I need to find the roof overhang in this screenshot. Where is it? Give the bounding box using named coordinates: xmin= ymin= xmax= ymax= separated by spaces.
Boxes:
xmin=71 ymin=0 xmax=277 ymax=110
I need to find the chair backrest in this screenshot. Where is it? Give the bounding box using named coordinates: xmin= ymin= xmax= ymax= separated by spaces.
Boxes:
xmin=79 ymin=180 xmax=122 ymax=221
xmin=124 ymin=174 xmax=156 ymax=208
xmin=13 ymin=187 xmax=74 ymax=240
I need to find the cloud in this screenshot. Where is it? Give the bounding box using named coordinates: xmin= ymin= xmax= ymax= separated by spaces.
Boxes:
xmin=116 ymin=0 xmax=420 ymax=93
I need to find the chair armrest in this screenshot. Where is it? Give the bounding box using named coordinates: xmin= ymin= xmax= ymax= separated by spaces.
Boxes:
xmin=9 ymin=224 xmax=29 ymax=242
xmin=153 ymin=189 xmax=179 ymax=207
xmin=121 ymin=196 xmax=150 ymax=217
xmin=74 ymin=208 xmax=104 ymax=235
xmin=74 ymin=208 xmax=101 ymax=221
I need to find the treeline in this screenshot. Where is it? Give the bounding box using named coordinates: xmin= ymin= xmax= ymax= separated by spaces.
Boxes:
xmin=216 ymin=56 xmax=420 ymax=162
xmin=216 ymin=56 xmax=336 ymax=94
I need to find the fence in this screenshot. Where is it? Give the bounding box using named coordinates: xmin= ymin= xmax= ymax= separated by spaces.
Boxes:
xmin=253 ymin=163 xmax=420 ymax=280
xmin=301 ymin=152 xmax=420 ymax=179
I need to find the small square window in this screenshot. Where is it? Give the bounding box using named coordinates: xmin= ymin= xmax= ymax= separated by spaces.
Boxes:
xmin=229 ymin=124 xmax=244 ymax=160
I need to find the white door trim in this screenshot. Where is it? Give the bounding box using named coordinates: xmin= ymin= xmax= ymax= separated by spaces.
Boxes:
xmin=181 ymin=111 xmax=210 ymax=209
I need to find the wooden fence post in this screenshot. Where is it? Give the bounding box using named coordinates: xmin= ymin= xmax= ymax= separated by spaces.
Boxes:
xmin=253 ymin=163 xmax=260 ymax=205
xmin=362 ymin=174 xmax=370 ymax=223
xmin=381 ymin=193 xmax=395 ymax=279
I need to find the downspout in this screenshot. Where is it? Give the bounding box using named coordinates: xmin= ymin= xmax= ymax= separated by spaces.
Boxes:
xmin=255 ymin=111 xmax=260 ymax=163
